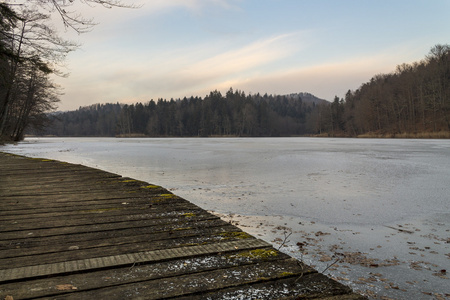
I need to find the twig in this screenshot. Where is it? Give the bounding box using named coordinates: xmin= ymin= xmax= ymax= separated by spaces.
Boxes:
xmin=384 ymin=225 xmax=414 ymax=234
xmin=322 ymin=258 xmax=340 ymax=274
xmin=278 ymin=231 xmax=292 ymax=250
xmin=129 ymin=261 xmax=138 ymax=270
xmin=294 ymin=260 xmax=305 ymax=282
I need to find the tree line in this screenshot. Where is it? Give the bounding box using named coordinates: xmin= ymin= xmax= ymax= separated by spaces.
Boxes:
xmin=41 ymin=91 xmax=327 ymax=137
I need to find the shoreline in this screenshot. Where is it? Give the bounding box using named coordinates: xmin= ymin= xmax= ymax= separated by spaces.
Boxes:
xmin=12 ymin=130 xmax=450 ymax=141
xmin=209 ymin=211 xmax=449 ymax=300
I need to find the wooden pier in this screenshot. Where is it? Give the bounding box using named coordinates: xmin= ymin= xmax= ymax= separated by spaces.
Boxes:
xmin=0 ymin=152 xmax=365 ymax=299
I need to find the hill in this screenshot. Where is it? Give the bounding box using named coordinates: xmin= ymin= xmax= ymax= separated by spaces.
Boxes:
xmin=286 ymin=92 xmax=329 ymax=105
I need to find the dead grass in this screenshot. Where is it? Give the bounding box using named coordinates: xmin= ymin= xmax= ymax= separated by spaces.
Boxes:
xmin=115 ymin=133 xmax=147 ymax=138
xmin=357 ymin=131 xmax=450 ymax=139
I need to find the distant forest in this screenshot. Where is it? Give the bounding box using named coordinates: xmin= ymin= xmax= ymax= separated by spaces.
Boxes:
xmin=41 ymin=92 xmax=327 ymax=137
xmin=37 ymin=44 xmax=450 ymax=138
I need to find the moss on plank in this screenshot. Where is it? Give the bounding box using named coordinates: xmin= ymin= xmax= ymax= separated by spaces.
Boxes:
xmin=219 ymin=231 xmax=252 ymax=240
xmin=230 ymin=248 xmax=279 ymax=260
xmin=141 ymin=185 xmax=161 ymax=189
xmin=82 ymin=207 xmax=125 ymax=213
xmin=183 ymin=212 xmax=196 ymax=218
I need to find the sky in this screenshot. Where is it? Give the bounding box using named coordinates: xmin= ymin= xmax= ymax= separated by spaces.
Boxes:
xmin=49 ymin=0 xmax=450 ymax=111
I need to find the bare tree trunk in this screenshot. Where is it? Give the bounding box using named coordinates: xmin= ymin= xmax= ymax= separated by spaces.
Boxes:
xmin=0 ymin=21 xmax=25 ymax=137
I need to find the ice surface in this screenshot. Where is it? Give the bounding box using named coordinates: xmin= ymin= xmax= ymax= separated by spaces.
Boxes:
xmin=2 ymin=137 xmax=449 ymax=299
xmin=3 ymin=137 xmax=449 ymax=225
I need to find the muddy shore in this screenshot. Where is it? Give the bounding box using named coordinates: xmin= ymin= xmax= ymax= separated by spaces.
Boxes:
xmin=210 ymin=212 xmax=449 ymax=300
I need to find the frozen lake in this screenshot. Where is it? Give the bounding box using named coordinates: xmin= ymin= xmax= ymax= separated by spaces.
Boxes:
xmin=2 ymin=137 xmax=450 ymax=299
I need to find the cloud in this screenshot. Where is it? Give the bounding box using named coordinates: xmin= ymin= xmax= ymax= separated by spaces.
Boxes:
xmin=151 ymin=0 xmax=241 ymax=13
xmin=57 ymin=30 xmax=308 ymax=109
xmin=52 ymin=0 xmax=242 ymax=43
xmin=76 ymin=0 xmax=241 ymax=24
xmin=218 ymin=53 xmax=404 ymax=101
xmin=170 ymin=33 xmax=304 ymax=87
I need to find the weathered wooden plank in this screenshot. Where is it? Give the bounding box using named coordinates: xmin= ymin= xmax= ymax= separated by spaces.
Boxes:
xmin=0 ymin=239 xmax=272 ymax=283
xmin=0 ymin=197 xmax=156 ymax=212
xmin=42 ymin=267 xmax=351 ymax=300
xmin=0 ymin=183 xmax=165 ymax=199
xmin=0 ymin=209 xmax=200 ymax=229
xmin=0 ymin=199 xmax=200 ymax=222
xmin=0 ymin=192 xmax=191 ymax=209
xmin=0 ymin=196 xmax=193 ymax=215
xmin=178 ymin=275 xmax=366 ymax=300
xmin=1 ymin=169 xmax=121 ymax=182
xmin=0 ymin=208 xmax=217 ymax=235
xmin=0 ymin=218 xmax=232 ymax=257
xmin=0 ymin=176 xmax=153 ymax=190
xmin=0 ymin=209 xmax=216 ymax=240
xmin=0 ymin=229 xmax=260 ymax=269
xmin=0 ymin=191 xmax=190 ymax=206
xmin=0 ymin=179 xmax=147 ymax=194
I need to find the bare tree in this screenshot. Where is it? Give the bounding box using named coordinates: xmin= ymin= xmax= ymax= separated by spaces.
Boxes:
xmin=8 ymin=57 xmax=60 ymax=140
xmin=1 ymin=0 xmax=136 ymax=140
xmin=0 ymin=7 xmax=76 ymax=138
